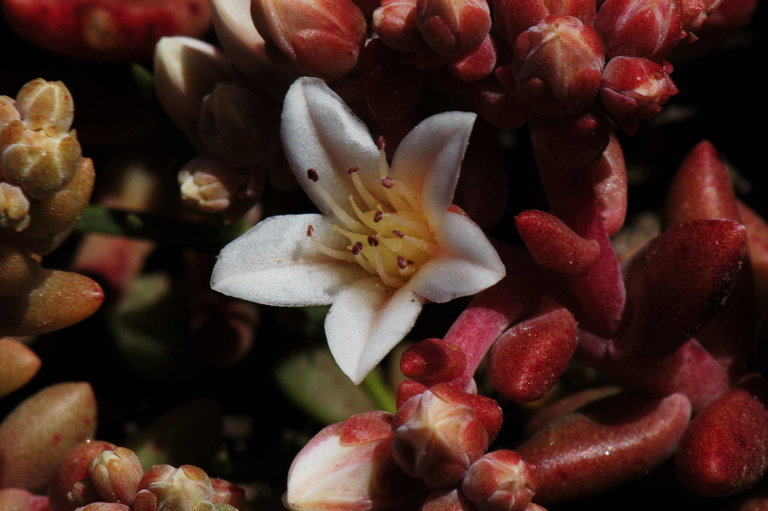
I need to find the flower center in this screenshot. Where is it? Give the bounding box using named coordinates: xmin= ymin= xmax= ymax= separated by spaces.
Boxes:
xmin=306 ymin=151 xmax=438 ymax=288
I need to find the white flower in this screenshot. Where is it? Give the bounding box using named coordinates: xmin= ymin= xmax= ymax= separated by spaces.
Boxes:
xmin=211 ymin=77 xmax=505 ymax=384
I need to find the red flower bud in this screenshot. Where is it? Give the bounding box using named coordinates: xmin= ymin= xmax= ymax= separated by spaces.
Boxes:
xmin=600 ymin=56 xmax=678 ymax=122
xmin=251 ymin=0 xmax=366 ymax=81
xmin=393 ymin=384 xmax=495 ymax=487
xmin=89 ymin=447 xmax=144 ymax=505
xmin=492 ymin=0 xmax=596 ymax=46
xmin=512 ymin=16 xmax=604 ymax=116
xmin=461 ymin=450 xmax=536 ymax=511
xmin=416 ymin=0 xmax=492 ymax=57
xmin=285 ymin=411 xmax=413 ymax=510
xmin=373 ymin=0 xmax=429 ymax=52
xmin=595 ymin=0 xmax=685 ymax=61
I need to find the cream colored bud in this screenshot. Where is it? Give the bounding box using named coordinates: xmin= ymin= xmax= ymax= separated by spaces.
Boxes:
xmin=178 ymin=157 xmax=242 ymax=214
xmin=89 ymin=446 xmax=144 ymax=505
xmin=139 ymin=464 xmax=214 ymax=511
xmin=0 ymin=96 xmax=21 ymax=126
xmin=0 ymin=182 xmax=31 ymax=231
xmin=15 ymin=79 xmax=75 ymax=135
xmin=1 ymin=129 xmax=82 ymax=199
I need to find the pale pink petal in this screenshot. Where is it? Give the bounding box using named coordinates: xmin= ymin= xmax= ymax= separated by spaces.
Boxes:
xmin=281 ymin=77 xmax=384 ymax=218
xmin=325 ymin=278 xmax=424 ymax=384
xmin=410 ymin=211 xmax=505 ymax=303
xmin=389 ymin=111 xmax=476 ymax=225
xmin=211 ymin=214 xmax=368 ymax=306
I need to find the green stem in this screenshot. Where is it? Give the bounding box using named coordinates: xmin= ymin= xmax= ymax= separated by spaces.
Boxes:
xmin=360 ymin=369 xmax=396 ymax=413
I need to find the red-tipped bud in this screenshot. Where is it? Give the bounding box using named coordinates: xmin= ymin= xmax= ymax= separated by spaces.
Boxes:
xmin=373 ymin=0 xmax=428 ymax=52
xmin=596 ymin=0 xmax=685 ymax=61
xmin=48 ymin=440 xmax=116 ymax=511
xmin=665 ymin=140 xmax=739 ymax=226
xmin=462 ymin=450 xmax=536 ymax=511
xmin=676 ymin=374 xmax=768 ymax=497
xmin=416 ymin=0 xmax=492 ymax=57
xmin=515 ymin=210 xmax=600 ymax=274
xmin=285 ymin=411 xmax=413 ymax=510
xmin=492 ymin=0 xmax=596 ymax=47
xmin=393 ymin=384 xmax=495 ymax=487
xmin=518 ymin=392 xmax=691 ymax=503
xmin=512 ymin=16 xmax=604 ymax=116
xmin=138 ymin=465 xmax=213 ymax=511
xmin=489 ymin=300 xmax=578 ymax=402
xmin=528 ymin=111 xmax=611 ymax=169
xmin=89 ymin=447 xmax=144 ymax=505
xmin=680 ymin=0 xmax=723 ymax=35
xmin=251 ymin=0 xmax=366 ymax=81
xmin=600 ymin=57 xmax=678 ymax=122
xmin=422 ymin=488 xmax=477 ymax=510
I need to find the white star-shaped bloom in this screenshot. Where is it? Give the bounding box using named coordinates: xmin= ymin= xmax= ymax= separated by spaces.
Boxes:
xmin=211 ymin=77 xmax=505 ymax=383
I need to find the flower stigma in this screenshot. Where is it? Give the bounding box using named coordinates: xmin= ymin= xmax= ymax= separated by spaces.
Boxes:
xmin=305 ymin=150 xmax=439 ymax=288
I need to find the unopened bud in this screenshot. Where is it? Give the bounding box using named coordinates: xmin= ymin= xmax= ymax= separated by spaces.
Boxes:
xmin=138 ymin=465 xmax=213 ymax=511
xmin=680 ymin=0 xmax=723 ymax=35
xmin=492 ymin=0 xmax=596 ymax=46
xmin=0 ymin=96 xmax=21 ymax=125
xmin=251 ymin=0 xmax=366 ymax=81
xmin=461 ymin=450 xmax=536 ymax=511
xmin=285 ymin=411 xmax=412 ymax=510
xmin=210 ymin=478 xmax=246 ymax=509
xmin=393 ymin=384 xmax=491 ymax=487
xmin=15 ymin=79 xmax=74 ymax=136
xmin=512 ymin=16 xmax=604 ymax=116
xmin=0 ymin=182 xmax=31 ymax=231
xmin=89 ymin=447 xmax=144 ymax=505
xmin=198 ymin=83 xmax=279 ymax=167
xmin=416 ymin=0 xmax=492 ymax=57
xmin=373 ymin=0 xmax=428 ymax=52
xmin=600 ymin=57 xmax=678 ymax=122
xmin=595 ymin=0 xmax=685 ymax=61
xmin=178 ymin=157 xmax=243 ymax=214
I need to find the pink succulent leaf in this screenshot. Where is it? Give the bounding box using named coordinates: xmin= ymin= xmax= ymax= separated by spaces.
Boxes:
xmin=587 ymin=132 xmax=627 ymax=236
xmin=517 ymin=392 xmax=691 ymax=504
xmin=523 ymin=386 xmax=623 ymax=436
xmin=488 ymin=298 xmax=578 ymax=402
xmin=620 ymin=219 xmax=747 ymax=355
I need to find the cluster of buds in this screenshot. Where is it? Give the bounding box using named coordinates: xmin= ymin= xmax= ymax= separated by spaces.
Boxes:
xmin=153 ymin=33 xmax=287 ymax=219
xmin=0 ymin=79 xmax=102 ymax=337
xmin=43 ymin=441 xmax=245 ymax=511
xmin=285 ymin=342 xmax=539 ymax=510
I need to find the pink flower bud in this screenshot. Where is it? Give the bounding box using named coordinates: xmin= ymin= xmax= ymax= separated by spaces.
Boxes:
xmin=178 ymin=157 xmax=246 ymax=214
xmin=595 ymin=0 xmax=685 ymax=61
xmin=285 ymin=411 xmax=413 ymax=510
xmin=600 ymin=56 xmax=678 ymax=122
xmin=416 ymin=0 xmax=492 ymax=57
xmin=512 ymin=16 xmax=604 ymax=115
xmin=461 ymin=450 xmax=536 ymax=511
xmin=492 ymin=0 xmax=596 ymax=46
xmin=680 ymin=0 xmax=723 ymax=35
xmin=676 ymin=374 xmax=768 ymax=497
xmin=393 ymin=384 xmax=494 ymax=487
xmin=0 ymin=182 xmax=31 ymax=231
xmin=251 ymin=0 xmax=366 ymax=81
xmin=373 ymin=0 xmax=429 ymax=52
xmin=89 ymin=447 xmax=144 ymax=505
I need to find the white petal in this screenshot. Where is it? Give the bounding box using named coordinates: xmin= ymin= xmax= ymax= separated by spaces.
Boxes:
xmin=410 ymin=212 xmax=505 ymax=303
xmin=326 ymin=278 xmax=424 ymax=384
xmin=281 ymin=77 xmax=383 ymax=218
xmin=211 ymin=214 xmax=368 ymax=306
xmin=390 ymin=111 xmax=476 ymax=224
